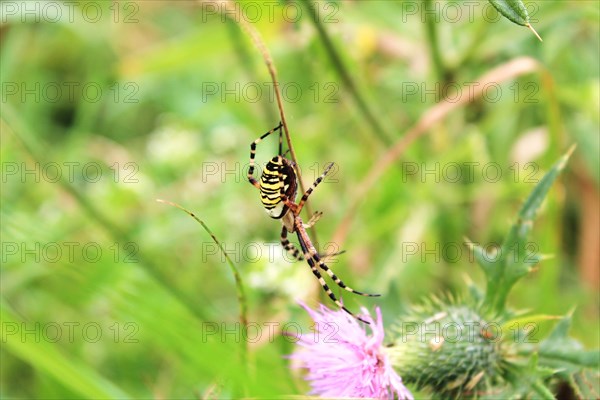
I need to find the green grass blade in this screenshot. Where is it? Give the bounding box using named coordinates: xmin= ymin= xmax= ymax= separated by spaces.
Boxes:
xmin=156 ymin=198 xmax=249 ymax=389
xmin=156 ymin=200 xmax=248 ymax=328
xmin=1 ymin=301 xmax=130 ymax=399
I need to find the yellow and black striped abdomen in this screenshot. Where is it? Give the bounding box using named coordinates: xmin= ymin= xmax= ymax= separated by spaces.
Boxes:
xmin=260 ymin=156 xmax=297 ymax=219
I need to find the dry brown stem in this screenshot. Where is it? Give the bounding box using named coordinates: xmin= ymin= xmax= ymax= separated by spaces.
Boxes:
xmin=213 ymin=0 xmax=318 ymax=238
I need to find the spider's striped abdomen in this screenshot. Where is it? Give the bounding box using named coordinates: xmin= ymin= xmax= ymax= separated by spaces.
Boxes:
xmin=260 ymin=156 xmax=297 ymax=219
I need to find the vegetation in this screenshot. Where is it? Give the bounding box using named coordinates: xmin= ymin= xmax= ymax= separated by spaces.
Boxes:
xmin=1 ymin=1 xmax=598 ymax=398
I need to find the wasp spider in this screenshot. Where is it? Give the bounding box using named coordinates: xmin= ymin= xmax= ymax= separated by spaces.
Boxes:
xmin=247 ymin=123 xmax=380 ymax=323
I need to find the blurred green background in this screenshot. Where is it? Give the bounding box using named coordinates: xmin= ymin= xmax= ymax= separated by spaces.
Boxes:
xmin=1 ymin=1 xmax=598 ymax=398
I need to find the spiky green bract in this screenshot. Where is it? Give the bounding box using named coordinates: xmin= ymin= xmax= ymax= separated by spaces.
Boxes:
xmin=387 ymin=296 xmax=507 ymax=399
xmin=470 ymin=146 xmax=575 ymax=316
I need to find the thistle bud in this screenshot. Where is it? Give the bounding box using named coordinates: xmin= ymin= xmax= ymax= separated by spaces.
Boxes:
xmin=387 ymin=300 xmax=506 ymax=398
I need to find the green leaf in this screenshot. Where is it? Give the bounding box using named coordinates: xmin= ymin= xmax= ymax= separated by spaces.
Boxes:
xmin=538 ymin=314 xmax=600 ymax=369
xmin=516 ymin=314 xmax=600 ymax=397
xmin=501 ymin=314 xmax=561 ymax=331
xmin=488 ymin=0 xmax=529 ymax=25
xmin=502 ymin=353 xmax=557 ymax=400
xmin=487 ymin=0 xmax=543 ymax=41
xmin=481 ymin=146 xmax=575 ymax=313
xmin=465 ymin=239 xmax=498 ymax=275
xmin=517 ymin=146 xmax=575 ymax=222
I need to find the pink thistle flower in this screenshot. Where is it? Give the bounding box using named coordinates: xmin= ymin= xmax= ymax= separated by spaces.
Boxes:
xmin=290 ymin=303 xmax=413 ymax=400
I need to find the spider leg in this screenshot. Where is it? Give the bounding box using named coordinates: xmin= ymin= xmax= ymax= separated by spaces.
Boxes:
xmin=320 ymin=248 xmax=346 ymax=261
xmin=296 ymin=162 xmax=334 ymax=214
xmin=248 ymin=122 xmax=283 ymax=189
xmin=303 ymin=211 xmax=323 ymax=229
xmin=302 ymin=211 xmax=347 ymax=259
xmin=281 ymin=225 xmax=303 ymax=261
xmin=280 ymin=224 xmax=346 ymax=262
xmin=297 ymin=224 xmax=380 ymax=298
xmin=313 ymin=249 xmax=379 ymax=297
xmin=296 ymin=229 xmax=371 ymax=325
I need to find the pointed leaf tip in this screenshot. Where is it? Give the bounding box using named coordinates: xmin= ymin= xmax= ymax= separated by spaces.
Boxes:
xmin=518 ymin=146 xmax=575 ymax=222
xmin=558 ymin=144 xmax=577 ymax=169
xmin=526 ymin=23 xmax=543 ymax=42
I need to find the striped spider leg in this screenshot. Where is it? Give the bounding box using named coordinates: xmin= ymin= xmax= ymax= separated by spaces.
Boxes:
xmin=281 ymin=163 xmax=380 ymax=324
xmin=247 ymin=123 xmax=380 ymax=323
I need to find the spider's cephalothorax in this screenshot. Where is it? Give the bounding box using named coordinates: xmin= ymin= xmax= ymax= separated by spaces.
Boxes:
xmin=247 ymin=122 xmax=380 ymax=323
